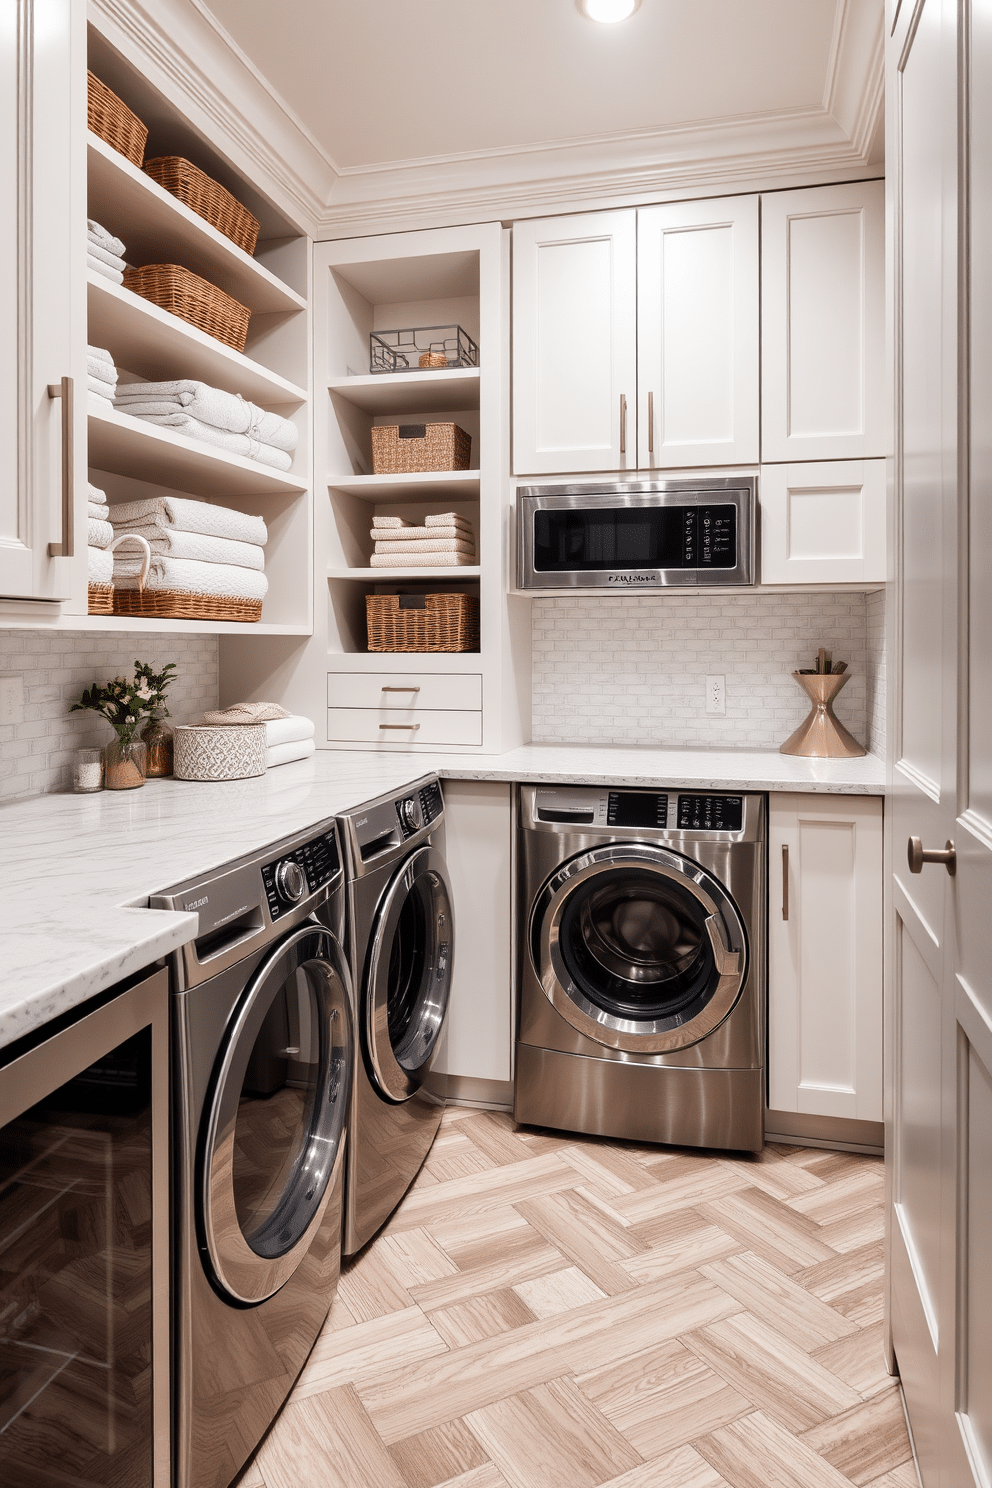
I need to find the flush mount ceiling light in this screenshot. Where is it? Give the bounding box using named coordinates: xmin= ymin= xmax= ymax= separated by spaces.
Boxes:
xmin=579 ymin=0 xmax=642 ymax=22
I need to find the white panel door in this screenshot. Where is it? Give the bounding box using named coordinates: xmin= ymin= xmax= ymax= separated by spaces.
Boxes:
xmin=762 ymin=180 xmax=885 ymax=463
xmin=759 ymin=459 xmax=887 ymax=583
xmin=637 ymin=196 xmax=758 ymax=468
xmin=768 ymin=794 xmax=883 ymax=1121
xmin=512 ymin=210 xmax=636 ymax=475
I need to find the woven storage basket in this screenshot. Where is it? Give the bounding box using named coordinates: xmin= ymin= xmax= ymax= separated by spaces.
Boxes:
xmin=112 ymin=588 xmax=262 ymax=623
xmin=173 ymin=724 xmax=266 ymax=781
xmin=143 ymin=157 xmax=260 ymax=255
xmin=371 ymin=422 xmax=471 ymax=475
xmin=123 ymin=263 xmax=251 ymax=352
xmin=87 ymin=71 xmax=148 ymax=167
xmin=366 ymin=593 xmax=479 ymax=652
xmin=87 ymin=583 xmax=114 ymax=615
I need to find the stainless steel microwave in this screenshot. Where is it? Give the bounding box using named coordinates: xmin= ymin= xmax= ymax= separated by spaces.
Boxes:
xmin=516 ymin=477 xmax=755 ymax=590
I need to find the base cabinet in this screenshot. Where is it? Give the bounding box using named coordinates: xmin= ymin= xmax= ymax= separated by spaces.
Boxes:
xmin=768 ymin=793 xmax=883 ymax=1123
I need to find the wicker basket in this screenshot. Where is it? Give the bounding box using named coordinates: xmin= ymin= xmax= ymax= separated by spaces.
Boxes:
xmin=122 ymin=263 xmax=251 ymax=352
xmin=112 ymin=589 xmax=262 ymax=623
xmin=371 ymin=423 xmax=471 ymax=475
xmin=143 ymin=157 xmax=260 ymax=255
xmin=87 ymin=583 xmax=114 ymax=615
xmin=366 ymin=593 xmax=479 ymax=652
xmin=87 ymin=71 xmax=148 ymax=168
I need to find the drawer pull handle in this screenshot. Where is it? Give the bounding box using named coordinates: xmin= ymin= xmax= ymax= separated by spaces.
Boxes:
xmin=782 ymin=844 xmax=789 ymax=920
xmin=381 ymin=686 xmax=421 ymax=693
xmin=47 ymin=376 xmax=75 ymax=557
xmin=379 ymin=722 xmax=421 ymax=730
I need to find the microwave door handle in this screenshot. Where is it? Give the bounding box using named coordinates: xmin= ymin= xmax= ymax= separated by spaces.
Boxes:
xmin=648 ymin=390 xmax=654 ymax=455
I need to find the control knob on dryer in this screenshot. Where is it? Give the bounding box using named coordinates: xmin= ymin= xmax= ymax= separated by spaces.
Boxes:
xmin=273 ymin=858 xmax=307 ymax=904
xmin=398 ymin=796 xmax=419 ymax=833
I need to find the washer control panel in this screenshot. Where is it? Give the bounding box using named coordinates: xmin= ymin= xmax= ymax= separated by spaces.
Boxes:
xmin=396 ymin=777 xmax=443 ymax=838
xmin=262 ymin=827 xmax=340 ymax=920
xmin=676 ymin=794 xmax=744 ymax=832
xmin=534 ymin=786 xmax=749 ymax=836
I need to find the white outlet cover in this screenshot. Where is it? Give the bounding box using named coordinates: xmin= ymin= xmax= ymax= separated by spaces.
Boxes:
xmin=705 ymin=675 xmax=726 ymax=716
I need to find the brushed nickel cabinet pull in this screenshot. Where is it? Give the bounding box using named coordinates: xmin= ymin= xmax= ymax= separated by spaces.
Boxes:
xmin=620 ymin=393 xmax=627 ymax=454
xmin=908 ymin=836 xmax=956 ymax=876
xmin=47 ymin=376 xmax=74 ymax=557
xmin=381 ymin=686 xmax=421 ymax=693
xmin=379 ymin=722 xmax=421 ymax=730
xmin=648 ymin=390 xmax=654 ymax=454
xmin=782 ymin=844 xmax=789 ymax=920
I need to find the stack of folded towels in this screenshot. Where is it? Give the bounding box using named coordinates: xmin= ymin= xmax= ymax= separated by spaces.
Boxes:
xmin=113 ymin=379 xmax=298 ymax=472
xmin=370 ymin=511 xmax=476 ymax=567
xmin=87 ymin=345 xmax=118 ymax=409
xmin=88 ymin=219 xmax=126 ymax=284
xmin=105 ymin=495 xmax=268 ymax=608
xmin=200 ymin=702 xmax=315 ymax=769
xmin=87 ymin=482 xmax=114 ymax=592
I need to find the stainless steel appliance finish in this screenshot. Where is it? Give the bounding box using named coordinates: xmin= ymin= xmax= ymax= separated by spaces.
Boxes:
xmin=516 ymin=784 xmax=765 ymax=1151
xmin=517 ymin=477 xmax=756 ymax=590
xmin=336 ymin=775 xmax=452 ymax=1255
xmin=154 ymin=822 xmax=352 ymax=1488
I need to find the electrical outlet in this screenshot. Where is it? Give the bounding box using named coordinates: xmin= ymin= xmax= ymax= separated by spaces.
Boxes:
xmin=705 ymin=675 xmax=726 ymax=716
xmin=0 ymin=675 xmax=24 ymax=725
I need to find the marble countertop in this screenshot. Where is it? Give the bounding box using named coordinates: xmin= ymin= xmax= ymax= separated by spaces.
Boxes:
xmin=0 ymin=743 xmax=885 ymax=1052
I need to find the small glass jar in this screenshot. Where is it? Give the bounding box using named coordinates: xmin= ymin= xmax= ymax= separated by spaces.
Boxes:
xmin=72 ymin=747 xmax=104 ymax=793
xmin=141 ymin=715 xmax=174 ymax=777
xmin=104 ymin=737 xmax=147 ymax=790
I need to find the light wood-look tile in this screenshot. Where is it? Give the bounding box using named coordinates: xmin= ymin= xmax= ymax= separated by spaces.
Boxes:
xmin=435 ymin=1467 xmax=512 ymax=1488
xmin=431 ymin=1288 xmax=539 ymax=1349
xmin=411 ymin=1226 xmax=565 ymax=1313
xmin=613 ymin=1161 xmax=751 ymax=1221
xmin=515 ymin=1188 xmax=643 ymax=1296
xmin=389 ymin=1153 xmax=578 ymax=1233
xmin=389 ymin=1417 xmax=491 ymax=1488
xmin=293 ymin=1306 xmax=449 ymax=1398
xmin=458 ymin=1112 xmax=538 ymax=1168
xmin=788 ymin=1167 xmax=885 ymax=1225
xmin=464 ymin=1377 xmax=643 ymax=1488
xmin=800 ymin=1388 xmax=915 ymax=1484
xmin=560 ymin=1142 xmax=660 ymax=1196
xmin=338 ymin=1239 xmax=415 ymax=1321
xmin=700 ymin=1187 xmax=838 ymax=1273
xmin=513 ymin=1265 xmax=607 ymax=1319
xmin=816 ymin=1204 xmax=887 ymax=1256
xmin=696 ymin=1409 xmax=856 ymax=1488
xmin=699 ymin=1251 xmax=858 ymax=1351
xmin=622 ymin=1213 xmax=742 ymax=1283
xmin=254 ymin=1385 xmax=408 ymax=1488
xmin=599 ymin=1443 xmax=733 ymax=1488
xmin=864 ymin=1461 xmax=922 ymax=1488
xmin=812 ymin=1322 xmax=895 ymax=1398
xmin=426 ymin=1204 xmax=530 ymax=1254
xmin=377 ymin=1227 xmax=461 ymax=1286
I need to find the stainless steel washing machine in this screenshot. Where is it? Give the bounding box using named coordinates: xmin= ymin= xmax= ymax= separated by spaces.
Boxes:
xmin=516 ymin=784 xmax=765 ymax=1152
xmin=336 ymin=775 xmax=452 ymax=1255
xmin=153 ymin=820 xmax=352 ymax=1488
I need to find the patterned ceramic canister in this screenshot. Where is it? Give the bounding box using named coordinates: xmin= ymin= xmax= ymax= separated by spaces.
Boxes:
xmin=172 ymin=723 xmax=267 ymax=781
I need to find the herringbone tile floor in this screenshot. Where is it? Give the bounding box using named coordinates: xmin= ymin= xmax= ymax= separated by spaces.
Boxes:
xmin=237 ymin=1110 xmax=915 ymax=1488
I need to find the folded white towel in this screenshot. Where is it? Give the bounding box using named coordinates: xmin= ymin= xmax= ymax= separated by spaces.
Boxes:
xmin=266 ymin=738 xmax=316 ymax=769
xmin=87 ymin=220 xmax=126 ymax=257
xmin=87 ymin=239 xmax=126 ymax=273
xmin=87 ymin=546 xmax=113 ymax=585
xmin=87 ymin=481 xmax=107 ymax=504
xmin=88 ymin=387 xmax=115 ymax=407
xmin=369 ymin=552 xmax=477 ymax=568
xmin=108 ymin=522 xmax=265 ymax=571
xmin=372 ymin=515 xmax=410 ymax=529
xmin=88 ymin=375 xmax=120 ymax=400
xmin=112 ymin=554 xmax=269 ymax=601
xmin=88 ymin=518 xmax=114 ymax=549
xmin=425 ymin=511 xmax=473 ymax=530
xmin=87 ymin=345 xmax=114 ymax=367
xmin=265 ymin=714 xmax=316 ymax=748
xmin=88 ymin=255 xmax=123 ymax=285
xmin=88 ymin=501 xmax=108 ymax=520
xmin=369 ymin=526 xmax=473 ymax=545
xmin=119 ymin=410 xmax=293 ymax=471
xmin=373 ymin=538 xmax=476 ymax=556
xmin=114 ymin=382 xmax=298 ymax=452
xmin=106 ymin=497 xmax=267 ymax=546
xmin=87 ymin=356 xmax=117 ymax=387
xmin=202 ymin=702 xmax=290 ymax=725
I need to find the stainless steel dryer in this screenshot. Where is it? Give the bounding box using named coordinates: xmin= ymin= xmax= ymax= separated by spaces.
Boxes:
xmin=336 ymin=776 xmax=452 ymax=1254
xmin=154 ymin=820 xmax=352 ymax=1488
xmin=516 ymin=784 xmax=765 ymax=1152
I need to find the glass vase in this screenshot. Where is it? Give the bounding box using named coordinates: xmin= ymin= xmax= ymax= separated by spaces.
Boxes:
xmin=104 ymin=737 xmax=147 ymax=790
xmin=140 ymin=716 xmax=174 ymax=777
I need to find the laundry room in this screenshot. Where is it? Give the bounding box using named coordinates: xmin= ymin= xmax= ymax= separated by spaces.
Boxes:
xmin=0 ymin=4 xmax=983 ymax=1488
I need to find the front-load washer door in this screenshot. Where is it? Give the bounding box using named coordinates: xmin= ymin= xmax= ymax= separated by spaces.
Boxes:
xmin=198 ymin=926 xmax=353 ymax=1305
xmin=364 ymin=846 xmax=453 ymax=1103
xmin=532 ymin=844 xmax=747 ymax=1053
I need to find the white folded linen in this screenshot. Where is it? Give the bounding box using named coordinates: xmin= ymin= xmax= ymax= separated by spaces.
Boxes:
xmin=425 ymin=511 xmax=473 ymax=530
xmin=88 ymin=501 xmax=108 ymax=520
xmin=87 ymin=219 xmax=126 ymax=257
xmin=112 ymin=554 xmax=269 ymax=601
xmin=106 ymin=497 xmax=267 ymax=546
xmin=264 ymin=714 xmax=315 ymax=748
xmin=373 ymin=538 xmax=476 ymax=555
xmin=88 ymin=518 xmax=114 ymax=549
xmin=370 ymin=551 xmax=477 ymax=567
xmin=87 ymin=481 xmax=107 ymax=504
xmin=88 ymin=375 xmax=120 ymax=400
xmin=108 ymin=522 xmax=265 ymax=571
xmin=87 ymin=356 xmax=117 ymax=387
xmin=88 ymin=254 xmax=123 ymax=284
xmin=87 ymin=545 xmax=113 ymax=585
xmin=88 ymin=387 xmax=115 ymax=408
xmin=369 ymin=526 xmax=472 ymax=545
xmin=371 ymin=515 xmax=410 ymax=529
xmin=202 ymin=702 xmax=289 ymax=725
xmin=266 ymin=738 xmax=316 ymax=769
xmin=118 ymin=410 xmax=293 ymax=471
xmin=87 ymin=238 xmax=126 ymax=273
xmin=113 ymin=381 xmax=298 ymax=452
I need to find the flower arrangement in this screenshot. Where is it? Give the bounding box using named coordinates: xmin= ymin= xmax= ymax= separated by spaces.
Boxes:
xmin=71 ymin=661 xmax=177 ymax=755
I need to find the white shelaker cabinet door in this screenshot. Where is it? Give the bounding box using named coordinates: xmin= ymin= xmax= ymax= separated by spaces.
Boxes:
xmin=768 ymin=793 xmax=883 ymax=1121
xmin=759 ymin=459 xmax=887 ymax=583
xmin=637 ymin=197 xmax=759 ymax=469
xmin=512 ymin=211 xmax=637 ymax=475
xmin=0 ymin=0 xmax=77 ymax=600
xmin=761 ymin=180 xmax=885 ymax=463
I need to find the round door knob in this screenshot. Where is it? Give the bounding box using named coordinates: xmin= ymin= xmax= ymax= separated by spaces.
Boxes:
xmin=907 ymin=837 xmax=956 ymax=876
xmin=398 ymin=797 xmax=419 ymax=832
xmin=274 ymin=858 xmax=307 ymax=903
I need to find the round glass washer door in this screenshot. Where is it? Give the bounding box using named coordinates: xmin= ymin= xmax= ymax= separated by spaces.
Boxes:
xmin=532 ymin=844 xmax=747 ymax=1053
xmin=199 ymin=925 xmax=352 ymax=1305
xmin=364 ymin=845 xmax=453 ymax=1103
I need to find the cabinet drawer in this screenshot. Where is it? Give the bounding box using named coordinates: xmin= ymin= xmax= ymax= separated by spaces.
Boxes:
xmin=327 ymin=671 xmax=482 ymax=712
xmin=327 ymin=708 xmax=483 ymax=747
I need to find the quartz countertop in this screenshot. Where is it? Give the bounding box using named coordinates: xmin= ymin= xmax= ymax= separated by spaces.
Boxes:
xmin=0 ymin=743 xmax=885 ymax=1052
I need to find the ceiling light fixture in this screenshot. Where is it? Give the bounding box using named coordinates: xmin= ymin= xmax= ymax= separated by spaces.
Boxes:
xmin=580 ymin=0 xmax=641 ymax=22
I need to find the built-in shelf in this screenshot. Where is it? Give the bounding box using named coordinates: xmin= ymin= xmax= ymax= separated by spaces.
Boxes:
xmin=328 ymin=368 xmax=481 ymax=414
xmin=60 ymin=613 xmax=310 ymax=635
xmin=328 ymin=471 xmax=480 ymax=502
xmin=328 ymin=565 xmax=481 ymax=580
xmin=87 ymin=274 xmax=307 ymax=406
xmin=87 ymin=133 xmax=306 ymax=316
xmin=88 ymin=402 xmax=308 ymax=498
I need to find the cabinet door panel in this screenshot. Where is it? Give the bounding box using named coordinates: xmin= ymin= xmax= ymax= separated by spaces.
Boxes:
xmin=513 ymin=211 xmax=636 ymax=475
xmin=762 ymin=181 xmax=885 ymax=462
xmin=759 ymin=459 xmax=886 ymax=583
xmin=638 ymin=197 xmax=759 ymax=468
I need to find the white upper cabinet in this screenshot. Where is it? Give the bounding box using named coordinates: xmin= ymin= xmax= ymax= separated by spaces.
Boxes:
xmin=760 ymin=459 xmax=887 ymax=584
xmin=761 ymin=180 xmax=885 ymax=463
xmin=512 ymin=211 xmax=636 ymax=475
xmin=637 ymin=196 xmax=759 ymax=469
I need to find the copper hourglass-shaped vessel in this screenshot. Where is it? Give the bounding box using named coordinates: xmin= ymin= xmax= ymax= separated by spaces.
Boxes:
xmin=780 ymin=672 xmax=866 ymax=758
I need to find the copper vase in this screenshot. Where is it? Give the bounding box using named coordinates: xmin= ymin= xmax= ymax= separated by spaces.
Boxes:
xmin=780 ymin=672 xmax=866 ymax=758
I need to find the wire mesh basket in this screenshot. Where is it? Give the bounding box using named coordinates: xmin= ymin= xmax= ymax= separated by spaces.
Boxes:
xmin=370 ymin=324 xmax=479 ymax=374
